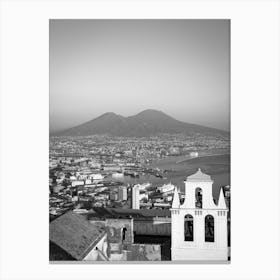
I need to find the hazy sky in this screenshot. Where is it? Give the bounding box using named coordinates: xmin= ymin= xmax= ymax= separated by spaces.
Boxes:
xmin=50 ymin=19 xmax=230 ymax=132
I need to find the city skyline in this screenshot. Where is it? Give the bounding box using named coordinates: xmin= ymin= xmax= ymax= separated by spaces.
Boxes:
xmin=50 ymin=19 xmax=230 ymax=133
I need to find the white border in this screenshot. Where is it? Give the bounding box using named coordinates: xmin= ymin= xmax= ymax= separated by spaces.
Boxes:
xmin=0 ymin=0 xmax=279 ymax=280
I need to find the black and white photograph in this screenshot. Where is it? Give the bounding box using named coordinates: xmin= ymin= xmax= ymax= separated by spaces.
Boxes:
xmin=1 ymin=0 xmax=280 ymax=279
xmin=49 ymin=19 xmax=231 ymax=262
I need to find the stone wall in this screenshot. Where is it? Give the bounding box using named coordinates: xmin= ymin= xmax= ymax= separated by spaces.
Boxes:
xmin=105 ymin=218 xmax=133 ymax=244
xmin=134 ymin=220 xmax=171 ymax=236
xmin=126 ymin=244 xmax=161 ymax=261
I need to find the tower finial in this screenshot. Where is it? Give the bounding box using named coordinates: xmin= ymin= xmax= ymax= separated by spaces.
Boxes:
xmin=172 ymin=187 xmax=180 ymax=208
xmin=218 ymin=188 xmax=227 ymax=209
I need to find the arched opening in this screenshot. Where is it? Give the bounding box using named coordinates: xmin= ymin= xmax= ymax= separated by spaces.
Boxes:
xmin=205 ymin=215 xmax=215 ymax=242
xmin=122 ymin=227 xmax=127 ymax=243
xmin=184 ymin=214 xmax=194 ymax=241
xmin=195 ymin=187 xmax=202 ymax=208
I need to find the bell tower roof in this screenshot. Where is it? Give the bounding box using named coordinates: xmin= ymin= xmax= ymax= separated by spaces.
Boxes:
xmin=186 ymin=168 xmax=212 ymax=182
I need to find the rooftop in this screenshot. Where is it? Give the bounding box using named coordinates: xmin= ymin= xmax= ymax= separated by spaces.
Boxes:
xmin=49 ymin=211 xmax=105 ymax=260
xmin=87 ymin=207 xmax=171 ymax=220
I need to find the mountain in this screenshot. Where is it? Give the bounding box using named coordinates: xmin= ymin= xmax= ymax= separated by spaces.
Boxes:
xmin=52 ymin=109 xmax=228 ymax=137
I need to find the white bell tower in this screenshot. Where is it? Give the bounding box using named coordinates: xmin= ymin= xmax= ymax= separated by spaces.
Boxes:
xmin=171 ymin=168 xmax=228 ymax=261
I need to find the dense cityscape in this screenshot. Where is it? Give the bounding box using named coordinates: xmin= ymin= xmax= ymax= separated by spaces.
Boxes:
xmin=49 ymin=133 xmax=230 ymax=219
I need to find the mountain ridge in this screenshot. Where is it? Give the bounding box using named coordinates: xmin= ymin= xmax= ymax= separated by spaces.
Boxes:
xmin=52 ymin=109 xmax=228 ymax=137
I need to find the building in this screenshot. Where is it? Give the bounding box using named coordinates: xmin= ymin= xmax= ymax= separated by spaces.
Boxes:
xmin=157 ymin=182 xmax=175 ymax=194
xmin=88 ymin=173 xmax=104 ymax=182
xmin=139 ymin=192 xmax=148 ymax=202
xmin=112 ymin=172 xmax=124 ymax=179
xmin=49 ymin=211 xmax=161 ymax=261
xmin=171 ymin=168 xmax=228 ymax=261
xmin=132 ymin=185 xmax=140 ymax=209
xmin=71 ymin=180 xmax=84 ymax=187
xmin=118 ymin=186 xmax=127 ymax=201
xmin=134 ymin=183 xmax=151 ymax=191
xmin=110 ymin=191 xmax=118 ymax=201
xmin=49 ymin=212 xmax=108 ymax=261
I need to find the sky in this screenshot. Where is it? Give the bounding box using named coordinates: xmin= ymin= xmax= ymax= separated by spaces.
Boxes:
xmin=50 ymin=19 xmax=230 ymax=132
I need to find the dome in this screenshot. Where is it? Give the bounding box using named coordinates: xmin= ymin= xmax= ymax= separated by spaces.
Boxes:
xmin=186 ymin=168 xmax=212 ymax=182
